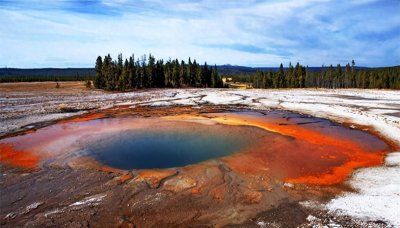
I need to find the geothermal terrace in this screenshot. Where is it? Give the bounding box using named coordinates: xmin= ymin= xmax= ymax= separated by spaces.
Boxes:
xmin=0 ymin=82 xmax=399 ymax=227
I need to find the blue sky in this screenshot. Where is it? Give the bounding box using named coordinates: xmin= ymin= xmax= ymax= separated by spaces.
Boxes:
xmin=0 ymin=0 xmax=399 ymax=68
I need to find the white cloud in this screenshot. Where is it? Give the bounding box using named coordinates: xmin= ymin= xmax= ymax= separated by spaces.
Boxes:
xmin=0 ymin=0 xmax=399 ymax=67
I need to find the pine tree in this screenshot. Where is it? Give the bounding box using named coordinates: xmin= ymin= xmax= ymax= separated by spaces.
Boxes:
xmin=187 ymin=57 xmax=193 ymax=86
xmin=192 ymin=60 xmax=198 ymax=86
xmin=180 ymin=60 xmax=187 ymax=86
xmin=345 ymin=63 xmax=351 ymax=88
xmin=128 ymin=55 xmax=135 ymax=89
xmin=94 ymin=56 xmax=103 ymax=89
xmin=172 ymin=59 xmax=180 ymax=87
xmin=140 ymin=55 xmax=147 ymax=88
xmin=147 ymin=54 xmax=156 ymax=88
xmin=277 ymin=63 xmax=284 ymax=88
xmin=118 ymin=59 xmax=129 ymax=91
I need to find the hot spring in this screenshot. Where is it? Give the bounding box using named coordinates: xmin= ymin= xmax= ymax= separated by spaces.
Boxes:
xmin=84 ymin=129 xmax=250 ymax=169
xmin=0 ymin=110 xmax=390 ymax=185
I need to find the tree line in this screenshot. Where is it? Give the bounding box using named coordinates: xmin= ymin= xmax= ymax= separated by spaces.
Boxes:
xmin=0 ymin=68 xmax=94 ymax=83
xmin=94 ymin=53 xmax=224 ymax=90
xmin=231 ymin=61 xmax=400 ymax=89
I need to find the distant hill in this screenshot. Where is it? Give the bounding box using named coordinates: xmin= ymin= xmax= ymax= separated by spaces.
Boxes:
xmin=0 ymin=68 xmax=95 ymax=82
xmin=0 ymin=68 xmax=95 ymax=76
xmin=0 ymin=65 xmax=394 ymax=82
xmin=216 ymin=64 xmax=370 ymax=75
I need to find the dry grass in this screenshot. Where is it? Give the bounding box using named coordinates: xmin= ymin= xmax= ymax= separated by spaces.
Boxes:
xmin=0 ymin=81 xmax=91 ymax=93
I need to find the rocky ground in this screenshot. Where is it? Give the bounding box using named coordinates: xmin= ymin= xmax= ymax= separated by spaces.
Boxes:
xmin=1 ymin=82 xmax=399 ymax=227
